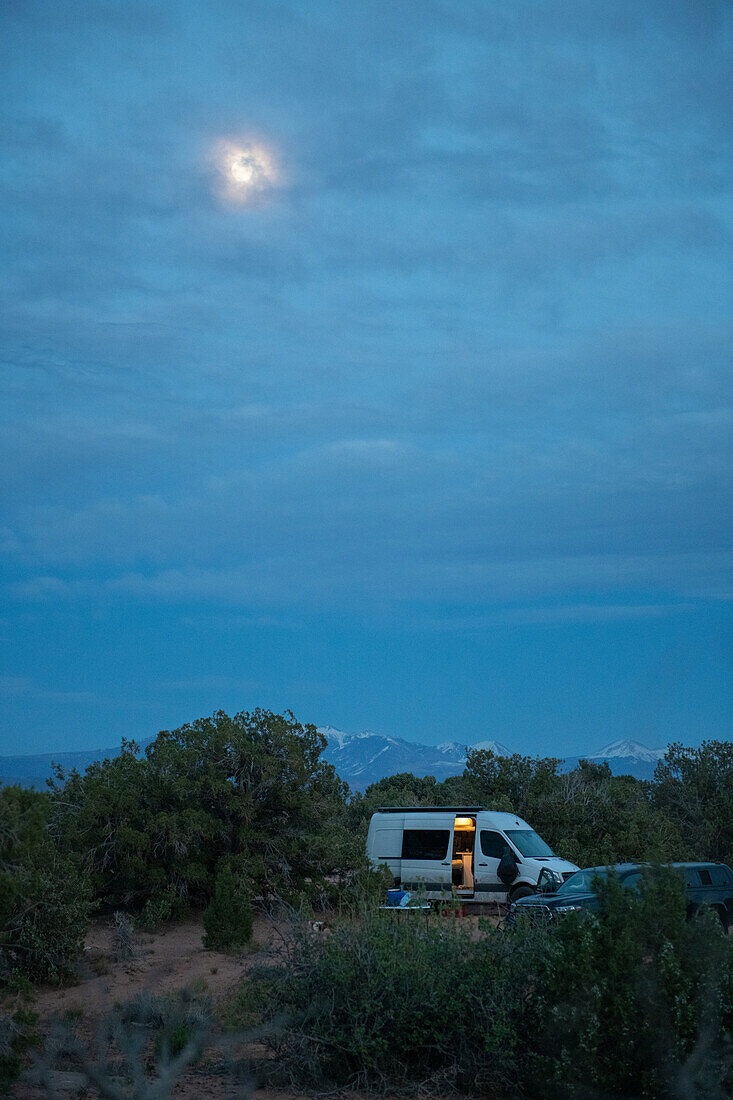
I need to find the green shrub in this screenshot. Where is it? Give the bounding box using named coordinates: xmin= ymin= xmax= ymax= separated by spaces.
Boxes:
xmin=333 ymin=854 xmax=394 ymax=914
xmin=203 ymin=860 xmax=253 ymax=951
xmin=246 ymin=869 xmax=733 ymax=1096
xmin=527 ymin=866 xmax=733 ymax=1098
xmin=654 ymin=740 xmax=733 ymax=867
xmin=0 ymin=786 xmax=91 ymax=985
xmin=253 ymin=909 xmax=546 ymax=1092
xmin=136 ymin=884 xmax=184 ymax=931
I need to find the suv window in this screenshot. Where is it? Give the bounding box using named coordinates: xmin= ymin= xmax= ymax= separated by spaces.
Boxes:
xmin=480 ymin=830 xmax=509 ymax=859
xmin=402 ymin=829 xmax=450 ymax=861
xmin=698 ymin=869 xmax=712 ymax=886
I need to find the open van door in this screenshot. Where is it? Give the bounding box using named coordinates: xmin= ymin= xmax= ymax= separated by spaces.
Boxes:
xmin=474 ymin=827 xmax=512 ymax=902
xmin=400 ymin=814 xmax=454 ymax=898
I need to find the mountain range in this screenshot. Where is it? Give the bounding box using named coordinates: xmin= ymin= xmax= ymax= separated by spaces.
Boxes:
xmin=317 ymin=729 xmax=665 ymax=786
xmin=0 ymin=729 xmax=666 ymax=790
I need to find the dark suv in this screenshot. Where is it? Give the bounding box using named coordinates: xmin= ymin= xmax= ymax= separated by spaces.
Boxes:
xmin=509 ymin=862 xmax=733 ymax=931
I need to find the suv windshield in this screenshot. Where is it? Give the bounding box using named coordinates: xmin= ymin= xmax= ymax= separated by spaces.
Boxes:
xmin=505 ymin=830 xmax=555 ymax=858
xmin=557 ymin=868 xmax=610 ymax=895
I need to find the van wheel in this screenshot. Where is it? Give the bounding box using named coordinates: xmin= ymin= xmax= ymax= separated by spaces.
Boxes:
xmin=509 ymin=885 xmax=534 ymax=903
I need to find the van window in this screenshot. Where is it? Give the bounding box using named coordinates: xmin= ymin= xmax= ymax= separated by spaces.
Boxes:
xmin=480 ymin=831 xmax=508 ymax=859
xmin=402 ymin=829 xmax=450 ymax=861
xmin=698 ymin=869 xmax=712 ymax=886
xmin=505 ymin=830 xmax=555 ymax=858
xmin=374 ymin=828 xmax=402 ymax=859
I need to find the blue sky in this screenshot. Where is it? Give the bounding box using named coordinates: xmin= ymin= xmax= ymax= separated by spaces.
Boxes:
xmin=1 ymin=1 xmax=731 ymax=757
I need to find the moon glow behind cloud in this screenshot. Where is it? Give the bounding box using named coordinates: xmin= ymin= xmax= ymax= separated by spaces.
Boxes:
xmin=215 ymin=140 xmax=277 ymax=204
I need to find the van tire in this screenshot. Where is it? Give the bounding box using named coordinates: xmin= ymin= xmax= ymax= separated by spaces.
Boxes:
xmin=509 ymin=884 xmax=534 ymax=903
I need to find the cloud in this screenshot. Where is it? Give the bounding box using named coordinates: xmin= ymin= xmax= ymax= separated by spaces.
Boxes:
xmin=0 ymin=674 xmax=100 ymax=704
xmin=414 ymin=602 xmax=702 ymax=632
xmin=155 ymin=675 xmax=263 ymax=693
xmin=7 ymin=551 xmax=732 ymax=614
xmin=0 ymin=1 xmax=731 ymax=752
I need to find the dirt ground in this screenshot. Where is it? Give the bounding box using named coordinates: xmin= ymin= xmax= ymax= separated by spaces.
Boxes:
xmin=7 ymin=910 xmax=490 ymax=1099
xmin=6 ymin=912 xmax=290 ymax=1099
xmin=32 ymin=913 xmax=276 ymax=1024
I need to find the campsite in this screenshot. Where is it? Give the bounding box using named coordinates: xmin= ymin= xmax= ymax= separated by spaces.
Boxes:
xmin=3 ymin=1 xmax=731 ymax=1096
xmin=1 ymin=713 xmax=732 ymax=1098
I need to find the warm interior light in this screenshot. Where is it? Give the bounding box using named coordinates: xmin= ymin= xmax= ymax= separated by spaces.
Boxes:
xmin=454 ymin=816 xmax=474 ymax=827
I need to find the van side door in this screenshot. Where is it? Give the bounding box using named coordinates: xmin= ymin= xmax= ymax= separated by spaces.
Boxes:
xmin=400 ymin=815 xmax=453 ymax=898
xmin=474 ymin=829 xmax=511 ymax=901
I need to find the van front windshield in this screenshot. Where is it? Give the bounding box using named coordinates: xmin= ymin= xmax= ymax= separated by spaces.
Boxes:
xmin=504 ymin=830 xmax=555 ymax=858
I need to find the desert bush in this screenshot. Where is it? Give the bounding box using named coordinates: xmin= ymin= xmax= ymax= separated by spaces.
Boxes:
xmin=119 ymin=989 xmax=212 ymax=1061
xmin=525 ymin=865 xmax=733 ymax=1098
xmin=344 ymin=771 xmax=467 ymax=835
xmin=203 ymin=859 xmax=253 ymax=951
xmin=244 ymin=868 xmax=733 ymax=1096
xmin=136 ymin=884 xmax=184 ymax=932
xmin=0 ymin=786 xmax=91 ymax=985
xmin=0 ymin=1008 xmax=40 ymax=1093
xmin=251 ymin=908 xmax=547 ymax=1093
xmin=30 ymin=990 xmax=213 ymax=1099
xmin=111 ymin=911 xmax=136 ymax=963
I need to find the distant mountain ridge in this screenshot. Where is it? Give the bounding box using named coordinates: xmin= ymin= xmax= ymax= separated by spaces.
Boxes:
xmin=316 ymin=729 xmax=665 ymax=787
xmin=0 ymin=729 xmax=667 ymax=791
xmin=0 ymin=739 xmax=154 ymax=789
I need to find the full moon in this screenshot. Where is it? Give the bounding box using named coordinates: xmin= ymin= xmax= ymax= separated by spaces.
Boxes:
xmin=215 ymin=141 xmax=277 ymax=204
xmin=230 ymin=158 xmax=255 ymax=184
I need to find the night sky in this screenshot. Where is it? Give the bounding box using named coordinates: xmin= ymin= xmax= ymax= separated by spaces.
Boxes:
xmin=1 ymin=1 xmax=731 ymax=756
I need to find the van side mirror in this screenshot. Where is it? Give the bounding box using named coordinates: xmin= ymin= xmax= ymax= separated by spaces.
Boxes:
xmin=537 ymin=868 xmax=562 ymax=894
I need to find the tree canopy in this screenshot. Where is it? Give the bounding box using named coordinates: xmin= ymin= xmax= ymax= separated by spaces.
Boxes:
xmin=50 ymin=709 xmax=349 ymax=912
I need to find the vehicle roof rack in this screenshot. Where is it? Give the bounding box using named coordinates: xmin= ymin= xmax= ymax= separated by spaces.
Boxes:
xmin=375 ymin=806 xmax=486 ymax=813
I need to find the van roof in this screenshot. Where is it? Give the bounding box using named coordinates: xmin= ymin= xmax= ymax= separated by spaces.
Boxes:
xmin=375 ymin=806 xmax=486 ymax=813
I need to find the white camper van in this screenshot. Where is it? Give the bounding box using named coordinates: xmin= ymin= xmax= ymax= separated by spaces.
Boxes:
xmin=366 ymin=806 xmax=578 ymax=903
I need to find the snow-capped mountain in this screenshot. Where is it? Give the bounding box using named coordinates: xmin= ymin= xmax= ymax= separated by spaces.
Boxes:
xmin=317 ymin=727 xmax=513 ymax=788
xmin=586 ymin=739 xmax=665 ymax=764
xmin=472 ymin=739 xmax=513 ymax=756
xmin=436 ymin=741 xmax=470 ymax=762
xmin=561 ymin=738 xmax=667 ymax=780
xmin=317 ymin=726 xmax=466 ymax=788
xmin=316 ymin=725 xmax=377 ymax=749
xmin=436 ymin=740 xmax=512 ymax=764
